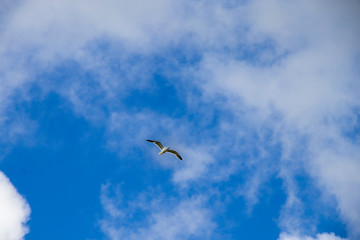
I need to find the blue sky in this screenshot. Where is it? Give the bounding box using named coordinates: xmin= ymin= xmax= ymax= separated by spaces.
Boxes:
xmin=0 ymin=1 xmax=359 ymax=240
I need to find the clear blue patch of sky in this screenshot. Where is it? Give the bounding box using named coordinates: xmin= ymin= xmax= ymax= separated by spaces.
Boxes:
xmin=121 ymin=73 xmax=186 ymax=117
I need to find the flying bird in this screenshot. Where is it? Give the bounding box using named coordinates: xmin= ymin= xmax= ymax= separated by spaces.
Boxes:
xmin=146 ymin=140 xmax=183 ymax=160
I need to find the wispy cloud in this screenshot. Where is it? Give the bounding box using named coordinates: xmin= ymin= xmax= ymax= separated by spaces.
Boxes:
xmin=100 ymin=183 xmax=215 ymax=240
xmin=195 ymin=0 xmax=360 ymax=237
xmin=278 ymin=232 xmax=348 ymax=240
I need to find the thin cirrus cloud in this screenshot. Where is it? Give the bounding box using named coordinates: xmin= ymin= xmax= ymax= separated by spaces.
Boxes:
xmin=0 ymin=0 xmax=359 ymax=240
xmin=278 ymin=232 xmax=348 ymax=240
xmin=100 ymin=183 xmax=215 ymax=240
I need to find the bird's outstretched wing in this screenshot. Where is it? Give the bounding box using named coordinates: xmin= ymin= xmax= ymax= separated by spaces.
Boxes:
xmin=146 ymin=140 xmax=164 ymax=150
xmin=167 ymin=149 xmax=183 ymax=160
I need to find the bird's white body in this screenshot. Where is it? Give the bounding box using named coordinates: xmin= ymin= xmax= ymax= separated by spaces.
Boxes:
xmin=159 ymin=147 xmax=169 ymax=155
xmin=146 ymin=140 xmax=182 ymax=160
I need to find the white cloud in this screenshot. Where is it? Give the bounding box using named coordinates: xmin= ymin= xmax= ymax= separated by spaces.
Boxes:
xmin=1 ymin=0 xmax=244 ymax=64
xmin=171 ymin=145 xmax=215 ymax=185
xmin=195 ymin=0 xmax=360 ymax=237
xmin=0 ymin=171 xmax=31 ymax=240
xmin=100 ymin=184 xmax=215 ymax=240
xmin=278 ymin=232 xmax=348 ymax=240
xmin=1 ymin=0 xmax=359 ymax=238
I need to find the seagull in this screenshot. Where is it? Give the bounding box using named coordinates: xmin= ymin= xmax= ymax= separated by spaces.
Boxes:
xmin=146 ymin=140 xmax=183 ymax=160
